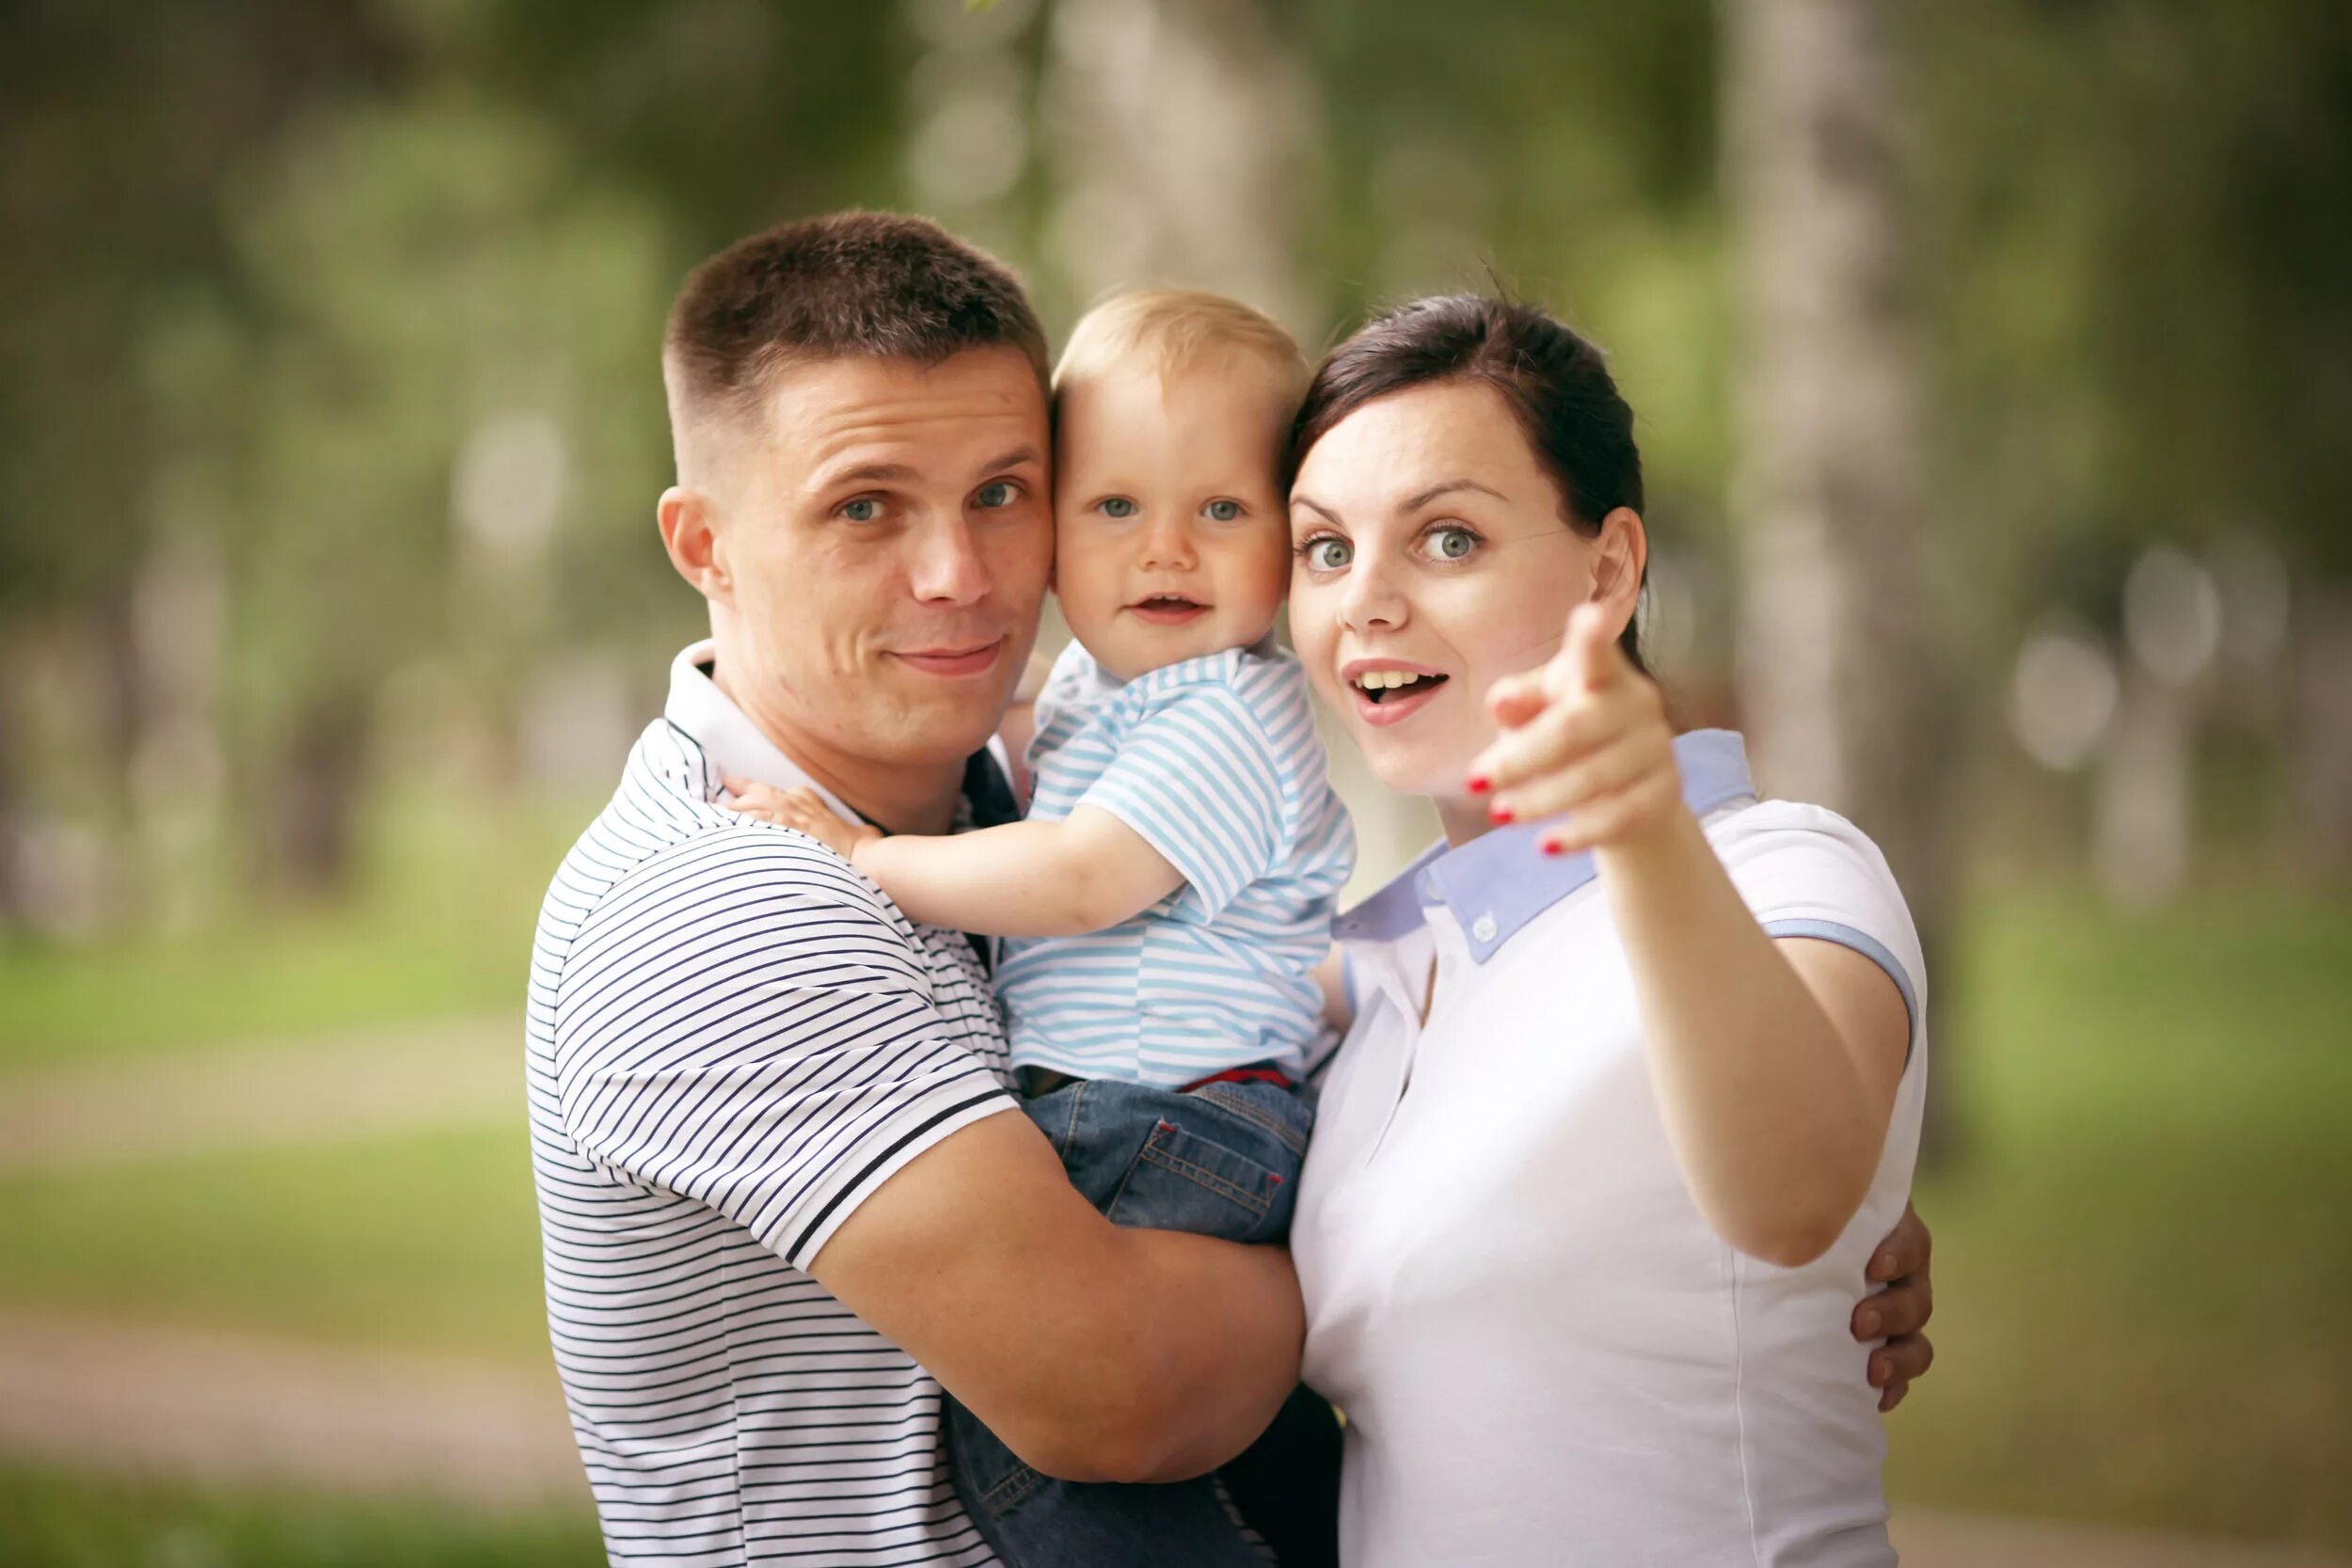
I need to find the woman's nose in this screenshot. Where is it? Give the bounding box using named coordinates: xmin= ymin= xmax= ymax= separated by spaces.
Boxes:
xmin=1338 ymin=551 xmax=1406 ymax=629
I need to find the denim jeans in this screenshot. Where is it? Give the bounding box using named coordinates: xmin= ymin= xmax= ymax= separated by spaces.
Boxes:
xmin=946 ymin=1074 xmax=1341 ymax=1568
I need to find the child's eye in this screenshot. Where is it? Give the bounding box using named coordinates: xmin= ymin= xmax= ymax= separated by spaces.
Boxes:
xmin=1203 ymin=499 xmax=1245 ymax=522
xmin=1298 ymin=535 xmax=1352 ymax=571
xmin=1099 ymin=497 xmax=1138 ymax=519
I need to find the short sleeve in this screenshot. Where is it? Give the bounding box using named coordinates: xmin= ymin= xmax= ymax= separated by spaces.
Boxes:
xmin=552 ymin=834 xmax=1014 ymax=1269
xmin=1077 ymin=682 xmax=1288 ymax=919
xmin=1717 ymin=803 xmax=1927 ymax=1058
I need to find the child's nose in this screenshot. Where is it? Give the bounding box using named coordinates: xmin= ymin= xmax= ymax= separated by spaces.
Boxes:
xmin=1138 ymin=520 xmax=1197 ymax=569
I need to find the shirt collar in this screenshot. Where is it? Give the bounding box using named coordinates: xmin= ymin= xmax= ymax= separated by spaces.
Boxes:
xmin=1334 ymin=728 xmax=1758 ymax=964
xmin=662 ymin=640 xmax=1021 ymax=832
xmin=663 ymin=640 xmax=862 ymax=820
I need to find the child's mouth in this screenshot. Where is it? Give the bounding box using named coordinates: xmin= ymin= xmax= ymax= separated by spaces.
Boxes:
xmin=1129 ymin=595 xmax=1211 ymax=626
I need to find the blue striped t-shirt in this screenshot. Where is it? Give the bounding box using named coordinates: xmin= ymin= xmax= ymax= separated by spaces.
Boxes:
xmin=996 ymin=640 xmax=1355 ymax=1087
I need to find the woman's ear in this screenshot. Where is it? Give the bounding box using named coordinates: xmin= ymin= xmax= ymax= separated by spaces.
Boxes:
xmin=1587 ymin=506 xmax=1649 ymax=636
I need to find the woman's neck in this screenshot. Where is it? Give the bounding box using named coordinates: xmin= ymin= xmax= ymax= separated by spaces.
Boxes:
xmin=1435 ymin=794 xmax=1499 ymax=848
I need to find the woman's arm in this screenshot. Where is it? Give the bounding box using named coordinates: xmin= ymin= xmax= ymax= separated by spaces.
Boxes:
xmin=1470 ymin=607 xmax=1909 ymax=1268
xmin=724 ymin=778 xmax=1184 ymax=938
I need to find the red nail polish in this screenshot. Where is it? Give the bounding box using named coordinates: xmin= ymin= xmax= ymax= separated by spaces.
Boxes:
xmin=1489 ymin=805 xmax=1514 ymax=825
xmin=1543 ymin=840 xmax=1565 ymax=857
xmin=1467 ymin=775 xmax=1491 ymax=795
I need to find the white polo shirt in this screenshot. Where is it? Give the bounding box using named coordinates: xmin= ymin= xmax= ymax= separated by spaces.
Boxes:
xmin=1292 ymin=730 xmax=1927 ymax=1568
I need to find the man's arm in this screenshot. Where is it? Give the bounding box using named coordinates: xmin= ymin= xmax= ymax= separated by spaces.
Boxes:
xmin=557 ymin=834 xmax=1297 ymax=1485
xmin=810 ymin=1110 xmax=1305 ymax=1483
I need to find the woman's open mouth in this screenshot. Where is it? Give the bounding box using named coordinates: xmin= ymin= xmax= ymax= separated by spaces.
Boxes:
xmin=1129 ymin=594 xmax=1211 ymax=626
xmin=1349 ymin=669 xmax=1449 ymax=724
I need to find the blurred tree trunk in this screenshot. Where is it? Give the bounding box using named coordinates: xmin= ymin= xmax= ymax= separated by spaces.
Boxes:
xmin=1042 ymin=0 xmax=1312 ymax=330
xmin=1724 ymin=0 xmax=1960 ymax=1155
xmin=267 ymin=699 xmax=370 ymax=900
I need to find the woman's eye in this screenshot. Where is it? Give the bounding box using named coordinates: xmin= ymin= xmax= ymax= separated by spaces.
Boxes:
xmin=1429 ymin=526 xmax=1477 ymax=561
xmin=1204 ymin=499 xmax=1244 ymax=522
xmin=1302 ymin=536 xmax=1353 ymax=571
xmin=975 ymin=482 xmax=1016 ymax=510
xmin=841 ymin=498 xmax=882 ymax=523
xmin=1099 ymin=496 xmax=1137 ymax=519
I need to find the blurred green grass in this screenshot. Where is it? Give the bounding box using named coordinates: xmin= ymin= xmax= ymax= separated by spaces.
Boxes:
xmin=0 ymin=1466 xmax=600 ymax=1568
xmin=1887 ymin=889 xmax=2352 ymax=1549
xmin=0 ymin=792 xmax=587 ymax=1070
xmin=0 ymin=887 xmax=2344 ymax=1547
xmin=0 ymin=1126 xmax=551 ymax=1361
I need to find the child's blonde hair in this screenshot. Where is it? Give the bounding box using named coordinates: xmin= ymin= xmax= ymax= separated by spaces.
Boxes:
xmin=1053 ymin=287 xmax=1310 ymax=402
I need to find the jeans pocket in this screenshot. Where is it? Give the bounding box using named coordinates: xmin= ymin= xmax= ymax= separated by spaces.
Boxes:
xmin=1105 ymin=1117 xmax=1292 ymax=1241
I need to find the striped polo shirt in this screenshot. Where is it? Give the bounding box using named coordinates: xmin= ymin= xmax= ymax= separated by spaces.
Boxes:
xmin=996 ymin=640 xmax=1355 ymax=1087
xmin=526 ymin=641 xmax=1018 ymax=1566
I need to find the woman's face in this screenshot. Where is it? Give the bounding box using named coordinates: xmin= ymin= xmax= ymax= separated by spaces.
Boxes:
xmin=1288 ymin=379 xmax=1635 ymax=815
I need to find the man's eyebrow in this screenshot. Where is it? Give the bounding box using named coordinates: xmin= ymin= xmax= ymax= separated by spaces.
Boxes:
xmin=1290 ymin=493 xmax=1342 ymax=525
xmin=821 ymin=461 xmax=919 ymax=487
xmin=975 ymin=445 xmax=1044 ymax=477
xmin=1400 ymin=478 xmax=1508 ymax=513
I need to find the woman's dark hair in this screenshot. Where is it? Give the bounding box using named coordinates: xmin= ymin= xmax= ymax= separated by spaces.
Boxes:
xmin=1287 ymin=294 xmax=1646 ymax=670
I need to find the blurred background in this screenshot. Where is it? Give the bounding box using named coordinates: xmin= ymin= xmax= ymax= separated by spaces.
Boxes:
xmin=2 ymin=0 xmax=2347 ymax=1562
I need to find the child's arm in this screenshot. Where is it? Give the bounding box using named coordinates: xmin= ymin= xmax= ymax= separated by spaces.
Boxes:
xmin=724 ymin=778 xmax=1184 ymax=938
xmin=1470 ymin=607 xmax=1910 ymax=1271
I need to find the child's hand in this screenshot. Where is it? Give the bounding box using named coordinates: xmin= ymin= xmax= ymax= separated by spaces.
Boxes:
xmin=721 ymin=775 xmax=882 ymax=863
xmin=1467 ymin=602 xmax=1681 ymax=857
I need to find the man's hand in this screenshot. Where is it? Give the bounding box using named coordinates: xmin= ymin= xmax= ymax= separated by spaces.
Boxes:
xmin=723 ymin=775 xmax=882 ymax=863
xmin=1854 ymin=1201 xmax=1935 ymax=1411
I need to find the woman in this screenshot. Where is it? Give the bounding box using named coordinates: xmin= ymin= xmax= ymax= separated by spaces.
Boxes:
xmin=1287 ymin=295 xmax=1929 ymax=1566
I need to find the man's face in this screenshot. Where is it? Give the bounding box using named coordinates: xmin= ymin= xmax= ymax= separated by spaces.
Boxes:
xmin=709 ymin=346 xmax=1055 ymax=771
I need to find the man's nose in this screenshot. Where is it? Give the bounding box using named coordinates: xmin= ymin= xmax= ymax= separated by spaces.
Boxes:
xmin=908 ymin=513 xmax=991 ymax=604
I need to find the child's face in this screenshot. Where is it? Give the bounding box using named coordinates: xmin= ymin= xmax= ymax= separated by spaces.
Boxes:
xmin=1051 ymin=356 xmax=1295 ymax=683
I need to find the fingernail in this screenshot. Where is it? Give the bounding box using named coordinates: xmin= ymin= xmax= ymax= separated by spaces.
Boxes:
xmin=1542 ymin=839 xmax=1565 ymax=857
xmin=1489 ymin=804 xmax=1514 ymax=825
xmin=1467 ymin=775 xmax=1491 ymax=795
xmin=1857 ymin=1307 xmax=1882 ymax=1338
xmin=1878 ymin=1252 xmax=1899 ymax=1277
xmin=1868 ymin=1354 xmax=1888 ymax=1386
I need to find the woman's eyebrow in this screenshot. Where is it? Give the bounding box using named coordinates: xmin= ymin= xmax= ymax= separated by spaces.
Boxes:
xmin=1290 ymin=492 xmax=1343 ymax=525
xmin=1401 ymin=478 xmax=1508 ymax=512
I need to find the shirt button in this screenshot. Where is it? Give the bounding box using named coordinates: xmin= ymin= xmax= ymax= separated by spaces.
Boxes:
xmin=1471 ymin=912 xmax=1499 ymax=942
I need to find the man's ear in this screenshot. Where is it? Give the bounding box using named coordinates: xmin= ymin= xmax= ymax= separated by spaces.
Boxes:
xmin=658 ymin=486 xmax=733 ymax=607
xmin=1588 ymin=506 xmax=1648 ymax=631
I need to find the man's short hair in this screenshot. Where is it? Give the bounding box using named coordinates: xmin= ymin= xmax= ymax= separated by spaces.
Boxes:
xmin=662 ymin=211 xmax=1048 ymax=478
xmin=1053 ymin=286 xmax=1309 ymax=404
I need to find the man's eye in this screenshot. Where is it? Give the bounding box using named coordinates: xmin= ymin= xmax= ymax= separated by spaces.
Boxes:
xmin=1302 ymin=536 xmax=1352 ymax=570
xmin=1204 ymin=499 xmax=1244 ymax=522
xmin=975 ymin=482 xmax=1016 ymax=510
xmin=1099 ymin=497 xmax=1137 ymax=519
xmin=842 ymin=498 xmax=882 ymax=523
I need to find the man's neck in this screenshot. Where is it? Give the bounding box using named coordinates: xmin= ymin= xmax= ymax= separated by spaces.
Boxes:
xmin=710 ymin=661 xmax=963 ymax=836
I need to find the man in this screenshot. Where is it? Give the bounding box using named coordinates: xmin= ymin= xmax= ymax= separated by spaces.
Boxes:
xmin=526 ymin=210 xmax=1935 ymax=1564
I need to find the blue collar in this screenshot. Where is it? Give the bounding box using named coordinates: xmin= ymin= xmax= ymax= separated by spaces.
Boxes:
xmin=1333 ymin=729 xmax=1758 ymax=964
